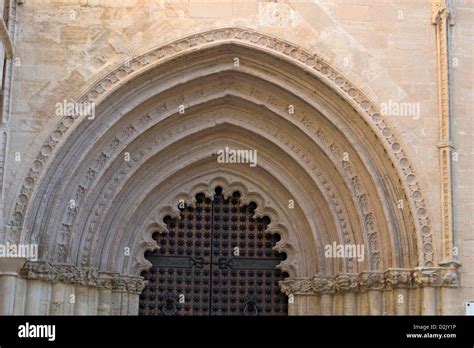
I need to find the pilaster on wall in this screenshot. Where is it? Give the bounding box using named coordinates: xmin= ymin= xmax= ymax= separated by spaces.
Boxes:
xmin=431 ymin=0 xmax=458 ymax=266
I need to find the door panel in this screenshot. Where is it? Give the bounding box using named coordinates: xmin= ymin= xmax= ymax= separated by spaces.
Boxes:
xmin=139 ymin=187 xmax=288 ymax=316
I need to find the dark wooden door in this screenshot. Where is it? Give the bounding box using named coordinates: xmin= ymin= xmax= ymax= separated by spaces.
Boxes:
xmin=139 ymin=187 xmax=288 ymax=316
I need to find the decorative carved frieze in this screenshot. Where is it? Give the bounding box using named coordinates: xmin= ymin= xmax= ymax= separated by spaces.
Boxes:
xmin=20 ymin=261 xmax=146 ymax=294
xmin=413 ymin=267 xmax=459 ymax=288
xmin=335 ymin=273 xmax=360 ymax=293
xmin=359 ymin=271 xmax=385 ymax=291
xmin=279 ymin=278 xmax=315 ymax=296
xmin=312 ymin=275 xmax=336 ymax=294
xmin=279 ymin=266 xmax=460 ymax=295
xmin=384 ymin=269 xmax=412 ymax=289
xmin=21 ymin=261 xmax=98 ymax=286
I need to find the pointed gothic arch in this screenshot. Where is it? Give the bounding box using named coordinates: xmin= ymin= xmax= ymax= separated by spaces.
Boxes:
xmin=6 ymin=27 xmax=458 ymax=315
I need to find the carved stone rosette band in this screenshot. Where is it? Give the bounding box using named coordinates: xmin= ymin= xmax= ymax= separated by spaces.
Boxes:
xmin=21 ymin=261 xmax=145 ymax=294
xmin=279 ymin=267 xmax=459 ymax=295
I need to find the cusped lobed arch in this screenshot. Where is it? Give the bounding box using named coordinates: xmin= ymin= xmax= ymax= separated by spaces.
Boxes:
xmin=7 ymin=27 xmax=435 ymax=280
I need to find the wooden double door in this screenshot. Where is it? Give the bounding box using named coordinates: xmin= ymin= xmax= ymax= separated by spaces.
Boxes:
xmin=139 ymin=187 xmax=288 ymax=316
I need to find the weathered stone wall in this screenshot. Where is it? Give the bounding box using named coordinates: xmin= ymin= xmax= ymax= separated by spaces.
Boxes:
xmin=1 ymin=0 xmax=472 ymax=314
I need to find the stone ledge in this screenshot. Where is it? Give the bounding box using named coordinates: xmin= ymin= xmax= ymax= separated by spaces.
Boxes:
xmin=279 ymin=266 xmax=461 ymax=295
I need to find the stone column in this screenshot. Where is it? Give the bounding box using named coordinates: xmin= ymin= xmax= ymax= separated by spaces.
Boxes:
xmin=25 ymin=279 xmax=52 ymax=315
xmin=414 ymin=268 xmax=443 ymax=315
xmin=335 ymin=274 xmax=359 ymax=315
xmin=128 ymin=293 xmax=140 ymax=315
xmin=358 ymin=292 xmax=369 ymax=315
xmin=385 ymin=269 xmax=413 ymax=315
xmin=319 ymin=294 xmax=333 ymax=315
xmin=286 ymin=294 xmax=302 ymax=315
xmin=360 ymin=272 xmax=385 ymax=315
xmin=343 ymin=292 xmax=357 ymax=315
xmin=304 ymin=294 xmax=319 ymax=315
xmin=97 ymin=287 xmax=112 ymax=315
xmin=0 ymin=257 xmax=26 ymax=314
xmin=278 ymin=278 xmax=316 ymax=315
xmin=288 ymin=294 xmax=319 ymax=315
xmin=88 ymin=287 xmax=98 ymax=315
xmin=421 ymin=287 xmax=437 ymax=315
xmin=73 ymin=285 xmax=89 ymax=315
xmin=120 ymin=291 xmax=130 ymax=315
xmin=13 ymin=277 xmax=27 ymax=314
xmin=63 ymin=284 xmax=75 ymax=315
xmin=394 ymin=288 xmax=409 ymax=315
xmin=382 ymin=290 xmax=393 ymax=315
xmin=50 ymin=282 xmax=67 ymax=315
xmin=410 ymin=288 xmax=422 ymax=315
xmin=111 ymin=290 xmax=123 ymax=315
xmin=368 ymin=290 xmax=383 ymax=315
xmin=333 ymin=293 xmax=344 ymax=315
xmin=314 ymin=275 xmax=335 ymax=315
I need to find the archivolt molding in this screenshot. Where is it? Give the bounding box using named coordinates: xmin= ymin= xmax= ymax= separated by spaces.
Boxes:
xmin=98 ymin=152 xmax=320 ymax=278
xmin=71 ymin=99 xmax=373 ymax=274
xmin=231 ymin=82 xmax=387 ymax=269
xmin=76 ymin=118 xmax=374 ymax=276
xmin=134 ymin=177 xmax=297 ymax=277
xmin=21 ymin=94 xmax=389 ymax=274
xmin=47 ymin=65 xmax=396 ymax=272
xmin=279 ymin=266 xmax=460 ymax=296
xmin=23 ymin=72 xmax=367 ymax=274
xmin=8 ymin=27 xmax=433 ymax=268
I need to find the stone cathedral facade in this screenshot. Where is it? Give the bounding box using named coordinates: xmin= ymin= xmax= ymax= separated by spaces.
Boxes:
xmin=0 ymin=0 xmax=472 ymax=316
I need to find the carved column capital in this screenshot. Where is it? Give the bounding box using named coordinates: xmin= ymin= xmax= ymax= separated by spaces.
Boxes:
xmin=0 ymin=257 xmax=27 ymax=276
xmin=413 ymin=267 xmax=459 ymax=288
xmin=96 ymin=272 xmax=115 ymax=289
xmin=96 ymin=272 xmax=146 ymax=294
xmin=413 ymin=268 xmax=442 ymax=287
xmin=123 ymin=276 xmax=146 ymax=294
xmin=359 ymin=272 xmax=386 ymax=292
xmin=312 ymin=275 xmax=336 ymax=294
xmin=279 ymin=278 xmax=314 ymax=295
xmin=334 ymin=273 xmax=359 ymax=293
xmin=21 ymin=261 xmax=99 ymax=286
xmin=384 ymin=268 xmax=412 ymax=289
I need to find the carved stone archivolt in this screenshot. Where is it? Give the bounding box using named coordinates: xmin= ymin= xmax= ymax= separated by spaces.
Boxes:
xmin=8 ymin=27 xmax=436 ymax=290
xmin=74 ymin=103 xmax=371 ymax=276
xmin=280 ymin=266 xmax=460 ymax=295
